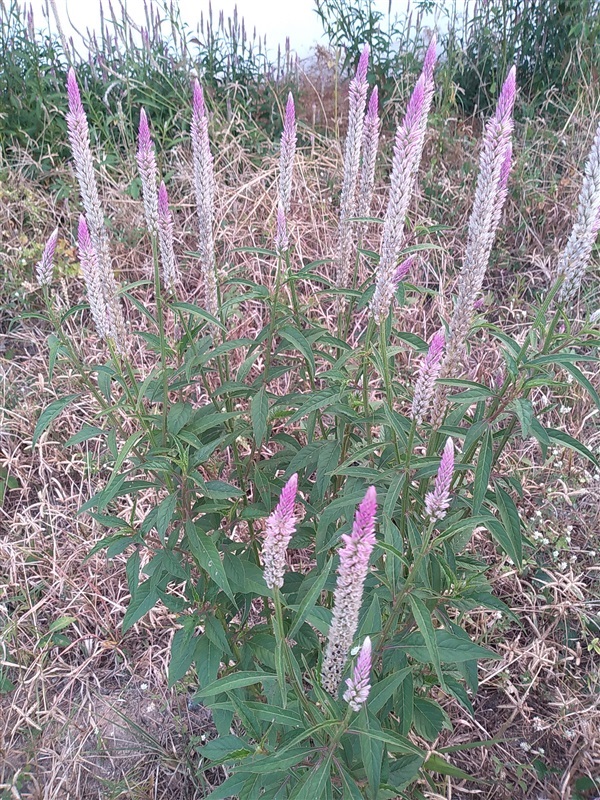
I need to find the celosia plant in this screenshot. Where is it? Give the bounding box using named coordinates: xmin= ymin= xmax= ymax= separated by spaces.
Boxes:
xmin=32 ymin=52 xmax=600 ymax=799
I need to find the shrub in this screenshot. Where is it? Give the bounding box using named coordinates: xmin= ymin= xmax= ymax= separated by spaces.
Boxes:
xmin=32 ymin=41 xmax=600 ymax=799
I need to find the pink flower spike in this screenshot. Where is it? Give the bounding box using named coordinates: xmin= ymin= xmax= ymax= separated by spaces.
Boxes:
xmin=423 ymin=34 xmax=437 ymax=79
xmin=321 ymin=486 xmax=377 ymax=695
xmin=367 ymin=85 xmax=378 ymax=119
xmin=158 ymin=180 xmax=169 ymax=216
xmin=136 ymin=107 xmax=159 ymax=235
xmin=78 ymin=214 xmax=90 ymax=249
xmin=36 ymin=227 xmax=59 ymax=286
xmin=157 ymin=181 xmax=180 ymax=290
xmin=499 ymin=143 xmax=512 ymax=192
xmin=67 ymin=67 xmax=83 ymax=115
xmin=285 ymin=92 xmax=295 ymax=132
xmin=278 ymin=92 xmax=297 ymax=217
xmin=404 ymin=75 xmax=425 ymax=130
xmin=425 ymin=438 xmax=455 ymax=521
xmin=192 ymin=78 xmax=206 ymax=118
xmin=495 ymin=66 xmax=517 ymax=122
xmin=138 ymin=107 xmax=152 ymax=152
xmin=343 ymin=636 xmax=372 ymax=711
xmin=77 ymin=214 xmax=110 ymax=339
xmin=356 ymin=44 xmax=369 ymax=83
xmin=275 ymin=203 xmax=288 ymax=252
xmin=411 ymin=329 xmax=445 ymax=424
xmin=393 ymin=255 xmax=415 ymax=287
xmin=261 ymin=473 xmax=299 ymax=589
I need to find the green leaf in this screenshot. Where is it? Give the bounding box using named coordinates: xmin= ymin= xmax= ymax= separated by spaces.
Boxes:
xmin=241 ymin=748 xmax=316 ymax=774
xmin=251 ymin=387 xmax=269 ymax=446
xmin=64 ymin=425 xmax=106 ymax=446
xmin=186 ymin=521 xmax=235 ymax=603
xmin=360 ymin=708 xmax=383 ymax=800
xmin=167 ymin=402 xmax=194 ymax=434
xmin=171 ymin=301 xmax=225 ymax=330
xmin=563 ymin=362 xmax=600 ymax=411
xmin=349 ymin=727 xmax=424 ymax=757
xmin=472 ymin=429 xmax=493 ymax=514
xmin=288 ymin=559 xmax=332 ymax=640
xmin=545 ymin=428 xmax=599 ymax=467
xmin=156 ymin=493 xmax=178 ymax=542
xmin=395 ymin=629 xmax=500 ymax=663
xmin=286 ymin=389 xmax=339 ymax=425
xmin=199 ymin=734 xmax=251 ymax=762
xmin=203 ymin=480 xmax=245 ymax=500
xmin=122 ymin=578 xmax=162 ymax=632
xmin=32 ymin=395 xmax=79 ymax=446
xmin=408 ymin=595 xmax=446 ymax=690
xmin=387 ymin=754 xmax=425 ymax=788
xmin=424 ymin=753 xmax=472 ymax=779
xmin=194 ymin=671 xmax=277 ymax=699
xmin=511 ymin=398 xmax=534 ymax=438
xmin=288 ymin=755 xmax=332 ymax=799
xmin=494 ymin=486 xmax=522 ymax=567
xmin=368 ymin=667 xmax=413 ymax=714
xmin=413 ymin=697 xmax=450 ymax=740
xmin=481 ymin=511 xmax=521 ymax=566
xmin=279 ymin=325 xmax=316 ymax=377
xmin=169 ymin=618 xmax=197 ymax=686
xmin=243 ymin=702 xmax=302 ymax=727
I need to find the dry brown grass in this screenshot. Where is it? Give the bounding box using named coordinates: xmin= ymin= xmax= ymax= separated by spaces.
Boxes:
xmin=1 ymin=91 xmax=600 ymax=799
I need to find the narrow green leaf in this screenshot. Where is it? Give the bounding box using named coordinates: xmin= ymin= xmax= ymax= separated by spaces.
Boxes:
xmin=64 ymin=425 xmax=106 ymax=446
xmin=348 ymin=727 xmax=424 ymax=757
xmin=167 ymin=402 xmax=195 ymax=434
xmin=288 ymin=755 xmax=332 ymax=799
xmin=368 ymin=667 xmax=413 ymax=714
xmin=186 ymin=521 xmax=235 ymax=604
xmin=408 ymin=595 xmax=446 ymax=690
xmin=251 ymin=387 xmax=269 ymax=446
xmin=563 ymin=362 xmax=600 ymax=411
xmin=32 ymin=395 xmax=79 ymax=446
xmin=169 ymin=619 xmax=197 ymax=686
xmin=545 ymin=428 xmax=599 ymax=467
xmin=194 ymin=671 xmax=277 ymax=699
xmin=156 ymin=493 xmax=178 ymax=542
xmin=171 ymin=301 xmax=225 ymax=330
xmin=424 ymin=753 xmax=472 ymax=780
xmin=395 ymin=629 xmax=500 ymax=663
xmin=472 ymin=429 xmax=493 ymax=514
xmin=360 ymin=708 xmax=383 ymax=800
xmin=279 ymin=325 xmax=316 ymax=377
xmin=288 ymin=559 xmax=332 ymax=640
xmin=286 ymin=390 xmax=339 ymax=424
xmin=511 ymin=398 xmax=534 ymax=438
xmin=480 ymin=511 xmax=520 ymax=565
xmin=494 ymin=486 xmax=522 ymax=567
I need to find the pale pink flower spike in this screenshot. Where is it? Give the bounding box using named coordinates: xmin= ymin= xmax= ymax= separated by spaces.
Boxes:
xmin=262 ymin=474 xmax=299 ymax=590
xmin=321 ymin=486 xmax=377 ymax=695
xmin=425 ymin=438 xmax=455 ymax=521
xmin=343 ymin=636 xmax=372 ymax=711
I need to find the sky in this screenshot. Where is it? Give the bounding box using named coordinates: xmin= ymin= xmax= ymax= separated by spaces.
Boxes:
xmin=28 ymin=0 xmax=443 ymax=58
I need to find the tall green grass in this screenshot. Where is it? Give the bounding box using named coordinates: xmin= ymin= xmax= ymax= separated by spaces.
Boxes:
xmin=0 ymin=0 xmax=296 ymax=169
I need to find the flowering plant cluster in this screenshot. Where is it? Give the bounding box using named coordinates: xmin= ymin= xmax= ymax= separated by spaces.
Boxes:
xmin=32 ymin=45 xmax=600 ymax=798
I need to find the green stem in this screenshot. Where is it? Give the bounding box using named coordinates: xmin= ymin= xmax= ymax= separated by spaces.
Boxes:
xmin=378 ymin=321 xmax=401 ymax=462
xmin=152 ymin=237 xmax=170 ymax=445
